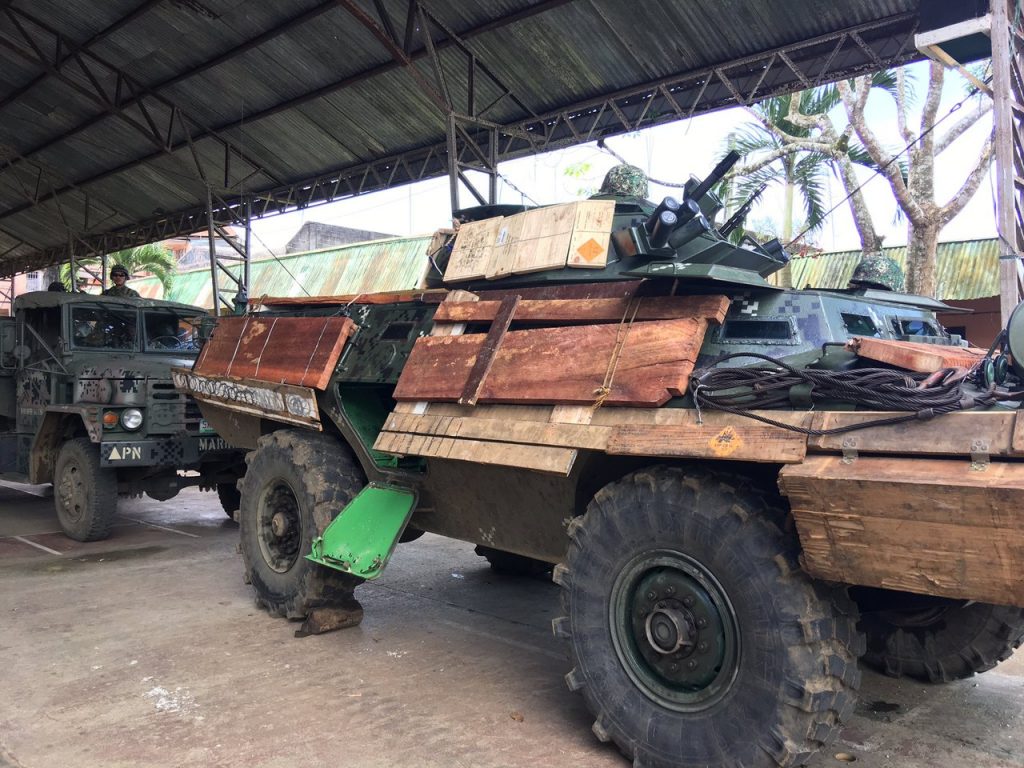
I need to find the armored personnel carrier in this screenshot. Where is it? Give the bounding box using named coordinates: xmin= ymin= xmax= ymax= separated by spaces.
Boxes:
xmin=0 ymin=291 xmax=247 ymax=540
xmin=179 ymin=153 xmax=1024 ymax=768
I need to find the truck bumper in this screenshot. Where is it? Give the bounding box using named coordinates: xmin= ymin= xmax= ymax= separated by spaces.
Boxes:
xmin=99 ymin=435 xmax=236 ymax=468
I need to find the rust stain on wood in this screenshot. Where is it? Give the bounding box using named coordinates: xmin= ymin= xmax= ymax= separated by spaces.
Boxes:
xmin=195 ymin=316 xmax=355 ymax=389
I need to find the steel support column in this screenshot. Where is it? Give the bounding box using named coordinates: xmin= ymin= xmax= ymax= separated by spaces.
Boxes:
xmin=992 ymin=0 xmax=1024 ymax=324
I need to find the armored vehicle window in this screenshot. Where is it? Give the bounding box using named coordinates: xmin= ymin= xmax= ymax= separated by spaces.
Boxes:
xmin=890 ymin=318 xmax=939 ymax=337
xmin=71 ymin=306 xmax=137 ymax=350
xmin=721 ymin=319 xmax=793 ymax=340
xmin=841 ymin=313 xmax=879 ymax=337
xmin=143 ymin=310 xmax=201 ymax=352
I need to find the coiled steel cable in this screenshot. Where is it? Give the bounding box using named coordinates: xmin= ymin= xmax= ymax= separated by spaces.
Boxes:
xmin=689 ymin=352 xmax=999 ymax=436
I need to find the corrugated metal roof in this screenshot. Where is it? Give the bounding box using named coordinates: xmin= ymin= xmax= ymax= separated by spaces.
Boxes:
xmin=789 ymin=239 xmax=999 ymax=299
xmin=0 ymin=0 xmax=929 ymax=276
xmin=131 ymin=234 xmax=434 ymax=309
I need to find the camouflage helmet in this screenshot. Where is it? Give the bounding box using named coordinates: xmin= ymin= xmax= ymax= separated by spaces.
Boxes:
xmin=110 ymin=264 xmax=130 ymax=278
xmin=599 ymin=164 xmax=648 ymax=198
xmin=849 ymin=254 xmax=904 ymax=292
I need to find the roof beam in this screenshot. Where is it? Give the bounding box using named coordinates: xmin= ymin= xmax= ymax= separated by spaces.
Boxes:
xmin=0 ymin=9 xmax=922 ymax=276
xmin=0 ymin=0 xmax=163 ymax=113
xmin=0 ymin=0 xmax=572 ymax=225
xmin=0 ymin=0 xmax=341 ymax=178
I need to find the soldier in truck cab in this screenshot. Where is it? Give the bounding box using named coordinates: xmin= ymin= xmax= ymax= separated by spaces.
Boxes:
xmin=103 ymin=264 xmax=140 ymax=298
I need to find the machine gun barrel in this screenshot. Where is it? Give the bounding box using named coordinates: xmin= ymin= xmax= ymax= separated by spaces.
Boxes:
xmin=719 ymin=182 xmax=767 ymax=237
xmin=686 ymin=150 xmax=740 ymax=206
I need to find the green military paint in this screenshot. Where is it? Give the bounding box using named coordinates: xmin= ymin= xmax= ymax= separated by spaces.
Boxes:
xmin=307 ymin=484 xmax=417 ymax=579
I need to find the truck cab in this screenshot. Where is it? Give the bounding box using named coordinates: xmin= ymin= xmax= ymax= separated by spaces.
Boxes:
xmin=0 ymin=291 xmax=246 ymax=541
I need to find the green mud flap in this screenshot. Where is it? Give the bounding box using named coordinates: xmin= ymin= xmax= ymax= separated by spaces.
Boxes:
xmin=307 ymin=484 xmax=417 ymax=580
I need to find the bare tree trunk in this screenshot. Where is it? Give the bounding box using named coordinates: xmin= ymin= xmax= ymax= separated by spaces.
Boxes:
xmin=777 ymin=179 xmax=795 ymax=288
xmin=905 ymin=222 xmax=939 ymax=296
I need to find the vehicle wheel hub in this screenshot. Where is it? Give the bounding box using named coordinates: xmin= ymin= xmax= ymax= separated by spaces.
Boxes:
xmin=257 ymin=482 xmax=302 ymax=573
xmin=645 ymin=600 xmax=695 ymax=655
xmin=612 ymin=552 xmax=739 ymax=711
xmin=270 ymin=511 xmax=291 ymax=537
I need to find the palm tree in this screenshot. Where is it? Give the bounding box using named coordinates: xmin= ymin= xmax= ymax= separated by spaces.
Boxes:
xmin=717 ymin=74 xmax=901 ymax=285
xmin=61 ymin=243 xmax=176 ymax=294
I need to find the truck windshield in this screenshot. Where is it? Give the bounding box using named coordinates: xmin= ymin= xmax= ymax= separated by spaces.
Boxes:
xmin=143 ymin=309 xmax=202 ymax=353
xmin=70 ymin=305 xmax=137 ymax=350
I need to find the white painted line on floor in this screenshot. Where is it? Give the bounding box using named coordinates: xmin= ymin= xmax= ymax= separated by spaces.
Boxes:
xmin=119 ymin=517 xmax=200 ymax=539
xmin=12 ymin=536 xmax=63 ymax=556
xmin=436 ymin=618 xmax=563 ymax=661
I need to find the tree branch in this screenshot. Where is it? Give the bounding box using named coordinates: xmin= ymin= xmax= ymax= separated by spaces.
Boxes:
xmin=934 ymin=99 xmax=994 ymax=155
xmin=918 ymin=61 xmax=945 ymax=155
xmin=838 ymin=78 xmax=922 ymax=221
xmin=939 ymin=127 xmax=995 ymax=223
xmin=895 ymin=69 xmax=916 ymax=145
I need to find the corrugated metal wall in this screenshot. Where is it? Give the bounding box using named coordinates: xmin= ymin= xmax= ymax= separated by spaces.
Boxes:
xmin=789 ymin=239 xmax=999 ymax=300
xmin=132 ymin=234 xmax=434 ymax=309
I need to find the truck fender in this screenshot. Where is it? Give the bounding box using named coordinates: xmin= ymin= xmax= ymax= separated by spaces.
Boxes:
xmin=30 ymin=405 xmax=101 ymax=483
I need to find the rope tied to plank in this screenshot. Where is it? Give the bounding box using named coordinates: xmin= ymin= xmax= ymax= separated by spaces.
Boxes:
xmin=593 ymin=297 xmax=643 ymax=408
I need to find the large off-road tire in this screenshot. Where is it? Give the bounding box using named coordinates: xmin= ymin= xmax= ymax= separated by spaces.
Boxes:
xmin=474 ymin=545 xmax=552 ymax=579
xmin=858 ymin=594 xmax=1024 ymax=683
xmin=239 ymin=430 xmax=364 ymax=620
xmin=217 ymin=482 xmax=241 ymax=520
xmin=554 ymin=466 xmax=864 ymax=768
xmin=53 ymin=438 xmax=117 ymax=542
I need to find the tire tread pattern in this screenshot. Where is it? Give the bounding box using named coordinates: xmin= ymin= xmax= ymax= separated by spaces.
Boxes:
xmin=554 ymin=466 xmax=864 ymax=768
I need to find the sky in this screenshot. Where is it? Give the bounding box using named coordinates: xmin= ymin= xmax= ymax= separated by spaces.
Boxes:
xmin=248 ymin=61 xmax=997 ymax=258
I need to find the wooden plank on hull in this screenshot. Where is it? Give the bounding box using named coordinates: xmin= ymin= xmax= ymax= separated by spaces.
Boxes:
xmin=607 ymin=423 xmax=806 ymax=463
xmin=393 ymin=317 xmax=708 ymax=407
xmin=194 ymin=315 xmax=354 ymax=389
xmin=433 ymin=295 xmax=730 ymax=325
xmin=373 ymin=431 xmax=576 ymax=475
xmin=847 ymin=336 xmax=988 ymax=372
xmin=779 ymin=456 xmax=1024 ymax=606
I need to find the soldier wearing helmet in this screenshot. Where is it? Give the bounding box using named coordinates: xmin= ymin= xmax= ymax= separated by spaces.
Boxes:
xmin=102 ymin=264 xmax=140 ymax=298
xmin=848 ymin=254 xmax=904 ymax=293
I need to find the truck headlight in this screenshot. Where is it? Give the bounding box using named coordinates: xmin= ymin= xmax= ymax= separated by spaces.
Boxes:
xmin=120 ymin=408 xmax=144 ymax=430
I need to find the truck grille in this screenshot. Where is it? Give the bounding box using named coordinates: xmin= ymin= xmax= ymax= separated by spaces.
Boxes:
xmin=151 ymin=380 xmax=203 ymax=434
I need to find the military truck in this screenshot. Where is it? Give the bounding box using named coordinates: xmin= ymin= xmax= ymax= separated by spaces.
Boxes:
xmin=180 ymin=155 xmax=1024 ymax=768
xmin=0 ymin=291 xmax=247 ymax=541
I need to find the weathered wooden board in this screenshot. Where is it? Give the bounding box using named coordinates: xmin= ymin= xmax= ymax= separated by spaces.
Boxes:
xmin=444 ymin=217 xmax=504 ymax=282
xmin=195 ymin=315 xmax=355 ymax=389
xmin=392 ymin=317 xmax=708 ymax=406
xmin=381 ymin=411 xmax=613 ymax=450
xmin=780 ymin=456 xmax=1024 ymax=606
xmin=172 ymin=368 xmax=321 ymax=428
xmin=848 ymin=336 xmax=988 ymax=372
xmin=433 ymin=295 xmax=731 ymax=325
xmin=808 ymin=410 xmax=1020 ymax=457
xmin=373 ymin=430 xmax=576 ymax=475
xmin=607 ymin=423 xmax=806 ymax=463
xmin=445 ymin=201 xmax=616 ymax=282
xmin=253 ymin=290 xmax=447 ymax=307
xmin=504 ymin=202 xmax=576 ymax=276
xmin=567 ymin=201 xmax=615 ymax=269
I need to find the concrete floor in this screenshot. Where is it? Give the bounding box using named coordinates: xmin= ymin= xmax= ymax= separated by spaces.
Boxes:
xmin=1 ymin=483 xmax=1022 ymax=768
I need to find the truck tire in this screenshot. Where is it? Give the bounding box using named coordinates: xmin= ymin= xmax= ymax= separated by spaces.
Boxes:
xmin=859 ymin=596 xmax=1024 ymax=683
xmin=239 ymin=430 xmax=364 ymax=620
xmin=475 ymin=545 xmax=552 ymax=579
xmin=217 ymin=482 xmax=241 ymax=520
xmin=53 ymin=438 xmax=117 ymax=542
xmin=554 ymin=466 xmax=864 ymax=768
